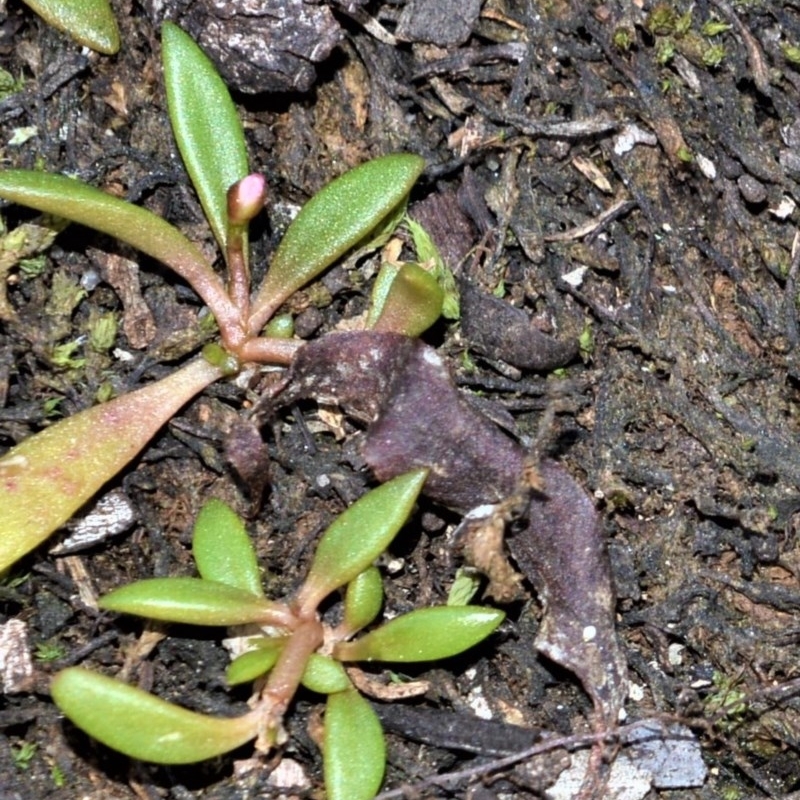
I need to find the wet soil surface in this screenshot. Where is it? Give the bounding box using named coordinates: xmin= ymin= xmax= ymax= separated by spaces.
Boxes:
xmin=3 ymin=1 xmax=800 ymax=798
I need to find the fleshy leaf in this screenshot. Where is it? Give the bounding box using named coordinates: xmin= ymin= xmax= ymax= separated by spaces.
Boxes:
xmin=343 ymin=565 xmax=384 ymax=636
xmin=226 ymin=638 xmax=287 ymax=685
xmin=52 ymin=668 xmax=259 ymax=764
xmin=368 ymin=262 xmax=444 ymax=337
xmin=301 ymin=654 xmax=351 ymax=695
xmin=193 ymin=500 xmax=263 ymax=596
xmin=324 ymin=689 xmax=385 ymax=800
xmin=249 ymin=154 xmax=425 ymax=333
xmin=334 ymin=606 xmax=505 ymax=663
xmin=0 ymin=171 xmax=234 ymax=319
xmin=0 ymin=358 xmax=221 ymax=572
xmin=162 ymin=22 xmax=250 ymax=255
xmin=297 ymin=469 xmax=427 ymax=610
xmin=21 ymin=0 xmax=120 ymax=54
xmin=99 ymin=577 xmax=284 ymax=626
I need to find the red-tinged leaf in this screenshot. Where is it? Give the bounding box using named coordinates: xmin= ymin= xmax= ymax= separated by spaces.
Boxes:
xmin=0 ymin=171 xmax=233 ymax=320
xmin=0 ymin=358 xmax=221 ymax=572
xmin=368 ymin=262 xmax=444 ymax=336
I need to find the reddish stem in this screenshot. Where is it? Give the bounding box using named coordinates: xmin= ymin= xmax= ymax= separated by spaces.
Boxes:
xmin=255 ymin=617 xmax=324 ymax=736
xmin=226 ymin=232 xmax=250 ymax=320
xmin=237 ymin=336 xmax=304 ymax=365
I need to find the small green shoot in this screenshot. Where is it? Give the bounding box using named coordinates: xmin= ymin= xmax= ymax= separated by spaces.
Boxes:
xmin=34 ymin=641 xmax=66 ymax=662
xmin=12 ymin=741 xmax=37 ymax=770
xmin=51 ymin=471 xmax=505 ymax=798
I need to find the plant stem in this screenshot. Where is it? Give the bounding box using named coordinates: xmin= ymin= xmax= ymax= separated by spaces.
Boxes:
xmin=237 ymin=336 xmax=304 ymax=365
xmin=254 ymin=617 xmax=324 ymax=745
xmin=246 ymin=289 xmax=284 ymax=338
xmin=226 ymin=230 xmax=250 ymax=320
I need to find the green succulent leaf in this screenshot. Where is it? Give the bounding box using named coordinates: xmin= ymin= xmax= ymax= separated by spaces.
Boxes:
xmin=99 ymin=577 xmax=284 ymax=626
xmin=193 ymin=500 xmax=263 ymax=596
xmin=301 ymin=654 xmax=351 ymax=695
xmin=249 ymin=154 xmax=425 ymax=332
xmin=298 ymin=469 xmax=427 ymax=610
xmin=51 ymin=668 xmax=259 ymax=764
xmin=226 ymin=638 xmax=287 ymax=685
xmin=324 ymin=689 xmax=386 ymax=800
xmin=334 ymin=606 xmax=505 ymax=663
xmin=162 ymin=22 xmax=249 ymax=255
xmin=343 ymin=566 xmax=384 ymax=636
xmin=0 ymin=171 xmax=232 ymax=316
xmin=21 ymin=0 xmax=120 ymax=54
xmin=0 ymin=358 xmax=221 ymax=573
xmin=368 ymin=262 xmax=444 ymax=337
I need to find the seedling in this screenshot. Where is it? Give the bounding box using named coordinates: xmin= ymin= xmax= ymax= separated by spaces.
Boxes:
xmin=0 ymin=23 xmax=432 ymax=572
xmin=51 ymin=470 xmax=505 ymax=800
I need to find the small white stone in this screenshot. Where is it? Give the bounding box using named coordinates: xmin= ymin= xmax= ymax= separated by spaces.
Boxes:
xmin=668 ymin=643 xmax=685 ymax=666
xmin=770 ymin=195 xmax=796 ymax=219
xmin=628 ymin=682 xmax=646 ymax=701
xmin=561 ymin=265 xmax=588 ymax=288
xmin=695 ymin=153 xmax=717 ymax=180
xmin=268 ymin=757 xmax=311 ymax=790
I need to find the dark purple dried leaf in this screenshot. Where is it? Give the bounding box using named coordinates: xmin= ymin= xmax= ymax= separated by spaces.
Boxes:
xmin=276 ymin=332 xmax=525 ymax=509
xmin=224 ymin=418 xmax=271 ymax=506
xmin=511 ymin=461 xmax=628 ymax=724
xmin=460 ymin=281 xmax=577 ymax=371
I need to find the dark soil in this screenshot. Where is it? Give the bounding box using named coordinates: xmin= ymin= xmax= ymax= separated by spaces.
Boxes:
xmin=3 ymin=1 xmax=800 ymax=798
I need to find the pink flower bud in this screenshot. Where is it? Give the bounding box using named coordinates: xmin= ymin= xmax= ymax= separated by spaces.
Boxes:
xmin=227 ymin=174 xmax=267 ymax=226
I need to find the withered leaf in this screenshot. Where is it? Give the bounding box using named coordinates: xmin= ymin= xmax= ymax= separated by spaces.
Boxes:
xmin=459 ymin=281 xmax=577 ymax=371
xmin=224 ymin=418 xmax=271 ymax=508
xmin=276 ymin=332 xmax=525 ymax=510
xmin=511 ymin=461 xmax=628 ymax=725
xmin=273 ymin=331 xmax=626 ymax=722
